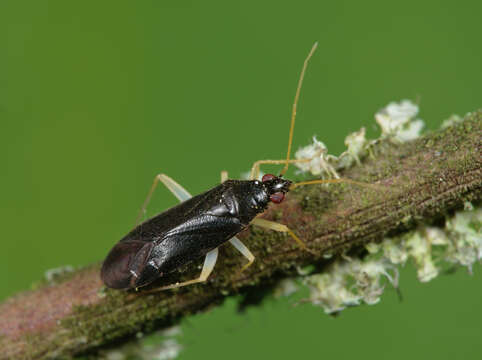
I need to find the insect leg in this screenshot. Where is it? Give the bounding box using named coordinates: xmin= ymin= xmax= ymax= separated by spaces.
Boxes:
xmin=251 ymin=218 xmax=315 ymax=254
xmin=221 ymin=169 xmax=255 ymax=270
xmin=249 ymin=158 xmax=311 ymax=180
xmin=151 ymin=248 xmax=219 ymax=291
xmin=220 ymin=170 xmax=228 ymax=183
xmin=221 ymin=171 xmax=256 ymax=270
xmin=290 ymin=178 xmax=382 ymax=191
xmin=136 ymin=173 xmax=192 ymax=225
xmin=229 ymin=237 xmax=255 ymax=272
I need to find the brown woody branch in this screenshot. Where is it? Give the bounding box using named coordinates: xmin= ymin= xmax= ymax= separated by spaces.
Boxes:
xmin=0 ymin=111 xmax=480 ymax=360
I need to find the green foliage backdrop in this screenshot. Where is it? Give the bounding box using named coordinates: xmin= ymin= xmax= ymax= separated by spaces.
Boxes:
xmin=1 ymin=1 xmax=481 ymax=359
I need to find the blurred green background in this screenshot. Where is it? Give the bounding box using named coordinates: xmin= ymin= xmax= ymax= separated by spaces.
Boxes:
xmin=1 ymin=1 xmax=481 ymax=359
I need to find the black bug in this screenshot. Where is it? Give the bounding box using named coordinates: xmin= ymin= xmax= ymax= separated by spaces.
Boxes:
xmin=101 ymin=175 xmax=293 ymax=290
xmin=101 ymin=43 xmax=372 ymax=291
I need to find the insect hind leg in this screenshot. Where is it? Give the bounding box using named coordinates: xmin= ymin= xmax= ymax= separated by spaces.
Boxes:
xmin=145 ymin=248 xmax=219 ymax=292
xmin=136 ymin=173 xmax=192 ymax=225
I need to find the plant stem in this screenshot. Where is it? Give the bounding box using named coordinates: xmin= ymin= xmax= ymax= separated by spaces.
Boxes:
xmin=0 ymin=111 xmax=480 ymax=360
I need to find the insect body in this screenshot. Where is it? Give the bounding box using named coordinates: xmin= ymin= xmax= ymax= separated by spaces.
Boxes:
xmin=101 ymin=42 xmax=372 ymax=291
xmin=101 ymin=176 xmax=291 ymax=289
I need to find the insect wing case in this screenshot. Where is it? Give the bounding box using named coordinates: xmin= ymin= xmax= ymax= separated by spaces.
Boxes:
xmin=101 ymin=180 xmax=269 ymax=289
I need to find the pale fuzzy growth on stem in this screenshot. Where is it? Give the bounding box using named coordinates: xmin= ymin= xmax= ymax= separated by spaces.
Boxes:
xmin=443 ymin=205 xmax=482 ymax=271
xmin=256 ymin=99 xmax=472 ymax=315
xmin=304 ymin=205 xmax=481 ymax=314
xmin=405 ymin=232 xmax=439 ymax=282
xmin=375 ymin=100 xmax=425 ymax=142
xmin=294 ymin=136 xmax=340 ymax=178
xmin=294 ymin=99 xmax=425 ymax=178
xmin=44 ymin=265 xmax=74 ymax=283
xmin=441 ymin=114 xmax=464 ymax=129
xmin=338 ymin=127 xmax=367 ymax=167
xmin=100 ymin=326 xmax=183 ymax=360
xmin=304 ymin=258 xmax=398 ymax=314
xmin=273 ymin=278 xmax=299 ymax=298
xmin=293 ymin=103 xmax=478 ymax=314
xmin=152 ymin=339 xmax=183 ymax=360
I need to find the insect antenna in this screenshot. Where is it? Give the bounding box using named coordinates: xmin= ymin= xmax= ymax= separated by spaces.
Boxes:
xmin=277 ymin=44 xmax=384 ymax=192
xmin=279 ymin=41 xmax=318 ymax=177
xmin=249 ymin=43 xmax=384 ymax=192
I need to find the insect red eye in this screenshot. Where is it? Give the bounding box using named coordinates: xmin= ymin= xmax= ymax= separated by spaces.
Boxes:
xmin=262 ymin=174 xmax=276 ymax=182
xmin=270 ymin=192 xmax=285 ymax=204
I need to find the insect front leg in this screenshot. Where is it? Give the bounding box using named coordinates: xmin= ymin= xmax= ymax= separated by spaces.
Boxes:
xmin=136 ymin=173 xmax=192 ymax=225
xmin=250 ymin=160 xmax=384 ymax=190
xmin=146 ymin=248 xmax=219 ymax=292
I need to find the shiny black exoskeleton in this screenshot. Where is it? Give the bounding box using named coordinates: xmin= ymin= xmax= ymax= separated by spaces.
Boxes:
xmin=101 ymin=176 xmax=291 ymax=289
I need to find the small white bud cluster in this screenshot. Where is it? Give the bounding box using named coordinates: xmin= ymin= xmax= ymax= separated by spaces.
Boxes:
xmin=285 ymin=102 xmax=478 ymax=315
xmin=441 ymin=114 xmax=463 ymax=129
xmin=375 ymin=100 xmax=425 ymax=142
xmin=294 ymin=100 xmax=425 ymax=177
xmin=304 ymin=204 xmax=481 ymax=314
xmin=101 ymin=326 xmax=183 ymax=360
xmin=304 ymin=258 xmax=398 ymax=314
xmin=44 ymin=265 xmax=74 ymax=283
xmin=294 ymin=136 xmax=340 ymax=178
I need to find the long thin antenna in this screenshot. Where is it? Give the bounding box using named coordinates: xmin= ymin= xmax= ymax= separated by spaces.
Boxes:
xmin=279 ymin=42 xmax=318 ymax=176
